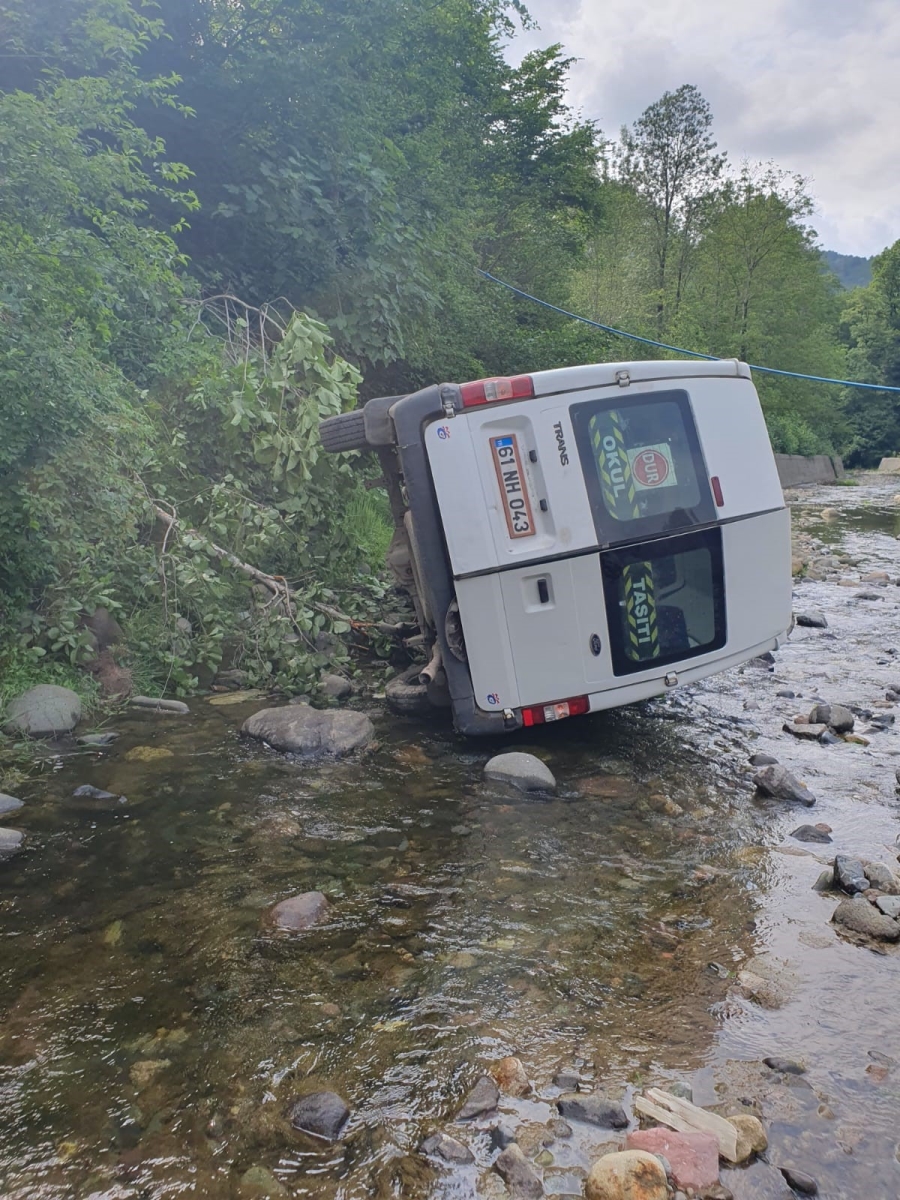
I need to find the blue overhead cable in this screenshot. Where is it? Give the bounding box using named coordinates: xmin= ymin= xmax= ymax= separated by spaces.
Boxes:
xmin=477 ymin=268 xmax=900 ymax=395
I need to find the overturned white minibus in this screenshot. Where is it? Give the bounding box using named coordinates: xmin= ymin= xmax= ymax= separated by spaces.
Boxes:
xmin=319 ymin=358 xmax=792 ymax=735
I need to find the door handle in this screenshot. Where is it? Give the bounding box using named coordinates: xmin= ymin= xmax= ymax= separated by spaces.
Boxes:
xmin=537 ymin=578 xmax=550 ymax=604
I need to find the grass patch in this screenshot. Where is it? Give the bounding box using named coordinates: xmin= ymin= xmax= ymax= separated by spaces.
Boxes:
xmin=0 ymin=641 xmax=99 ymax=715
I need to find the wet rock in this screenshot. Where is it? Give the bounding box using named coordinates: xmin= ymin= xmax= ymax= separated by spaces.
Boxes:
xmin=749 ymin=753 xmax=779 ymax=767
xmin=791 ymin=825 xmax=832 ymax=844
xmin=808 ymin=703 xmax=854 ymax=733
xmin=515 ymin=1122 xmax=556 ymax=1158
xmin=875 ymin=895 xmax=900 ymax=919
xmin=748 ymin=651 xmax=776 ymax=670
xmin=76 ymin=732 xmax=120 ymax=747
xmin=289 ymin=1093 xmax=350 ymax=1144
xmin=242 ymin=705 xmax=374 ymax=757
xmin=491 ymin=1056 xmax=531 ymax=1097
xmin=420 ymin=1131 xmax=474 ymax=1163
xmin=484 ymin=752 xmax=556 ymax=793
xmin=493 ymin=1144 xmax=542 ymax=1198
xmin=834 ymin=855 xmax=868 ymax=894
xmin=779 ymin=1166 xmax=818 ymax=1194
xmin=0 ymin=828 xmax=25 ymax=861
xmin=457 ymin=1075 xmax=500 ymax=1120
xmin=320 ymin=673 xmax=352 ymax=700
xmin=129 ymin=1058 xmax=169 ymax=1088
xmin=776 ymin=688 xmax=796 ymax=699
xmin=124 ymin=746 xmax=174 ymax=762
xmin=0 ymin=793 xmax=24 ymax=817
xmin=3 ymin=684 xmax=81 ymax=737
xmin=238 ymin=1166 xmax=288 ymax=1197
xmin=626 ymin=1128 xmax=719 ymax=1192
xmin=861 ymin=570 xmax=890 ymax=582
xmin=795 ymin=611 xmax=827 ymax=629
xmin=725 ymin=1114 xmax=767 ymax=1162
xmin=812 ymin=868 xmax=834 ymax=892
xmin=753 ymin=765 xmax=815 ymax=806
xmin=818 ymin=729 xmax=842 ymax=745
xmin=832 ymin=897 xmax=900 ymax=941
xmin=548 ymin=1117 xmax=572 ymax=1138
xmin=868 ymin=711 xmax=895 ymax=729
xmin=783 ymin=722 xmax=827 ymax=741
xmin=265 ymin=891 xmax=330 ymax=933
xmin=130 ymin=696 xmax=190 ymax=714
xmin=763 ymin=1056 xmax=805 ymax=1075
xmin=72 ymin=785 xmax=119 ymax=801
xmin=557 ymin=1091 xmax=628 ymax=1129
xmin=863 ymin=862 xmax=900 ymax=894
xmin=855 ymin=590 xmax=882 ymax=600
xmin=553 ymin=1069 xmax=582 ymax=1091
xmin=585 ymin=1150 xmax=668 ymax=1200
xmin=490 ymin=1121 xmax=518 ymax=1150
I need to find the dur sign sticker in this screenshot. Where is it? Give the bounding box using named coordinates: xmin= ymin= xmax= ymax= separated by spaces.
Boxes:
xmin=629 ymin=443 xmax=677 ymax=491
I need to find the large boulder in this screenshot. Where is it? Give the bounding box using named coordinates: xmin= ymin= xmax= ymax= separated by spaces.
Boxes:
xmin=557 ymin=1091 xmax=628 ymax=1129
xmin=264 ymin=891 xmax=330 ymax=933
xmin=0 ymin=828 xmax=25 ymax=861
xmin=483 ymin=752 xmax=556 ymax=793
xmin=289 ymin=1091 xmax=350 ymax=1141
xmin=456 ymin=1075 xmax=500 ymax=1120
xmin=242 ymin=704 xmax=374 ymax=757
xmin=808 ymin=703 xmax=854 ymax=733
xmin=752 ymin=765 xmax=815 ymax=806
xmin=3 ymin=685 xmax=81 ymax=737
xmin=626 ymin=1128 xmax=719 ymax=1192
xmin=0 ymin=794 xmax=24 ymax=817
xmin=832 ymin=897 xmax=900 ymax=941
xmin=585 ymin=1150 xmax=668 ymax=1200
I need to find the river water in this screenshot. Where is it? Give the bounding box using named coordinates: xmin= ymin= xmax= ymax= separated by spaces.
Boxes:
xmin=2 ymin=477 xmax=900 ymax=1200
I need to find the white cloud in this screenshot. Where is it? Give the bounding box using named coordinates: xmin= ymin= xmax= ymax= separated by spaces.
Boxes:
xmin=506 ymin=0 xmax=900 ymax=256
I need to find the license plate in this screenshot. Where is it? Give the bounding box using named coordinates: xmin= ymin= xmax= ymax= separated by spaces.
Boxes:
xmin=490 ymin=434 xmax=535 ymax=539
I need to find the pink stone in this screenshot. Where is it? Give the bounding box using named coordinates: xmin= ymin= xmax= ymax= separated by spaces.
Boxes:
xmin=626 ymin=1127 xmax=720 ymax=1192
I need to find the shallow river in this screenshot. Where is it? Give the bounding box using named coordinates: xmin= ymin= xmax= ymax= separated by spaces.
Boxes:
xmin=2 ymin=477 xmax=900 ymax=1200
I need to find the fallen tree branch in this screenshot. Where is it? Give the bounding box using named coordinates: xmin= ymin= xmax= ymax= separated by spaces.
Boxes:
xmin=148 ymin=504 xmax=408 ymax=638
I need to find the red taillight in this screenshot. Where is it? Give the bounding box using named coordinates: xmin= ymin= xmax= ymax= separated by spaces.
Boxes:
xmin=711 ymin=475 xmax=724 ymax=506
xmin=459 ymin=375 xmax=535 ymax=408
xmin=521 ymin=695 xmax=590 ymax=727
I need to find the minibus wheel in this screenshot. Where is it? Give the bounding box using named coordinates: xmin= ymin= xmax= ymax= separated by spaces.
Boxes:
xmin=319 ymin=410 xmax=370 ymax=453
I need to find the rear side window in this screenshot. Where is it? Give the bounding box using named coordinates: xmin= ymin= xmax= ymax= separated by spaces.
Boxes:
xmin=601 ymin=528 xmax=726 ymax=676
xmin=571 ymin=390 xmax=714 ymax=543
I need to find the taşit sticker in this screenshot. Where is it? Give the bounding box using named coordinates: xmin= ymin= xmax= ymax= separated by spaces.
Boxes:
xmin=486 ymin=692 xmax=500 ymax=706
xmin=436 ymin=425 xmax=451 ymax=440
xmin=629 ymin=443 xmax=677 ymax=490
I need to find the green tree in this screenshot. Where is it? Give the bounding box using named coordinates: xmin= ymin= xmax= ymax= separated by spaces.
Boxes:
xmin=615 ymin=84 xmax=726 ymax=335
xmin=840 ymin=240 xmax=900 ymax=465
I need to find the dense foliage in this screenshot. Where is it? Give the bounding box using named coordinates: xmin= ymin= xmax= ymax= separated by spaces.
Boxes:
xmin=0 ymin=0 xmax=894 ymax=700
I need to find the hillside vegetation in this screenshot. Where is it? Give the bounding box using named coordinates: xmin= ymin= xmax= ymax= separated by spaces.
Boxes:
xmin=1 ymin=0 xmax=898 ymax=701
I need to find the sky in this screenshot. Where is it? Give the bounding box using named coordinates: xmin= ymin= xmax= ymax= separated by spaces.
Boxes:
xmin=505 ymin=0 xmax=900 ymax=257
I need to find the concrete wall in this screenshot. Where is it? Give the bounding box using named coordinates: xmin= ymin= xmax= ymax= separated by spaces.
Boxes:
xmin=775 ymin=454 xmax=844 ymax=487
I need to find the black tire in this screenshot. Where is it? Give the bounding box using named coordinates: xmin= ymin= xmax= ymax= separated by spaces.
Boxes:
xmin=385 ymin=664 xmax=433 ymax=717
xmin=319 ymin=409 xmax=369 ymax=453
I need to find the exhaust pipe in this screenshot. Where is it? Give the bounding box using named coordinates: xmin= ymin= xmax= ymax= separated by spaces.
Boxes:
xmin=417 ymin=643 xmax=442 ymax=685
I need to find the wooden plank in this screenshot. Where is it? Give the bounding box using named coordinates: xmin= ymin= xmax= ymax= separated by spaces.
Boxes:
xmin=636 ymin=1089 xmax=739 ymax=1162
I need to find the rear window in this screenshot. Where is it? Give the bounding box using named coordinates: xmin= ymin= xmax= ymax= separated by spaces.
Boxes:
xmin=571 ymin=390 xmax=714 ymax=543
xmin=601 ymin=528 xmax=726 ymax=676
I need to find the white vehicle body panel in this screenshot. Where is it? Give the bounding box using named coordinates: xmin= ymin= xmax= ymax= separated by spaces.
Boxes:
xmin=422 ymin=359 xmax=792 ymax=719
